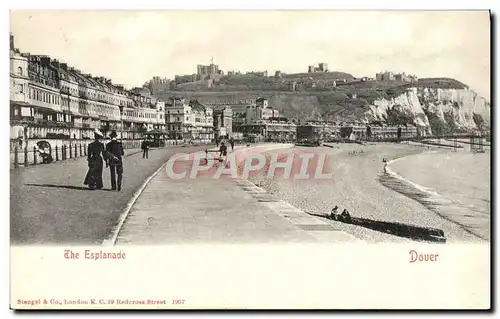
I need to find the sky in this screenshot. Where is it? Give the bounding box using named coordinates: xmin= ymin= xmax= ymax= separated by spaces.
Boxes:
xmin=10 ymin=10 xmax=491 ymax=99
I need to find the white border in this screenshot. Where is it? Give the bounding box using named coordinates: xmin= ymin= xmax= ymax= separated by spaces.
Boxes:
xmin=3 ymin=1 xmax=498 ymax=318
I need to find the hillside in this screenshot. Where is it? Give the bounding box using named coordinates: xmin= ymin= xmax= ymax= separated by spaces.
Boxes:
xmin=173 ymin=71 xmax=355 ymax=92
xmin=155 ymin=77 xmax=489 ymax=135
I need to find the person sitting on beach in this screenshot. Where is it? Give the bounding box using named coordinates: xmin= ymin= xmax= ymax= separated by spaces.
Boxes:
xmin=340 ymin=209 xmax=351 ymax=222
xmin=330 ymin=206 xmax=339 ymax=219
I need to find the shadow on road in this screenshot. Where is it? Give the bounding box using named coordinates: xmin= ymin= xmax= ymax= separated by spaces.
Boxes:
xmin=24 ymin=183 xmax=114 ymax=191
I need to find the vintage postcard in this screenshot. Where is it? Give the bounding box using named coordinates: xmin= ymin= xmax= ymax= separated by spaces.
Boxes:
xmin=9 ymin=10 xmax=491 ymax=310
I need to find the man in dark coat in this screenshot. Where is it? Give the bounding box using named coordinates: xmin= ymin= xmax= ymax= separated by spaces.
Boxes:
xmin=84 ymin=129 xmax=105 ymax=190
xmin=229 ymin=137 xmax=235 ymax=151
xmin=106 ymin=131 xmax=124 ymax=191
xmin=218 ymin=141 xmax=228 ymax=163
xmin=141 ymin=138 xmax=149 ymax=159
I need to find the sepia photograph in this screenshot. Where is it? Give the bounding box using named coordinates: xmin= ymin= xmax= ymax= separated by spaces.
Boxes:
xmin=8 ymin=7 xmax=492 ymax=310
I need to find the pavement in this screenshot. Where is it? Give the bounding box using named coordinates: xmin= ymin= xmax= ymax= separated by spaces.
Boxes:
xmin=10 ymin=145 xmax=209 ymax=245
xmin=115 ymin=145 xmax=359 ymax=245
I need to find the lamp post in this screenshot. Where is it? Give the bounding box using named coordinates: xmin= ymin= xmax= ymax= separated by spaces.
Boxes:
xmin=23 ymin=124 xmax=28 ymax=151
xmin=406 ymin=124 xmax=409 ymax=144
xmin=118 ymin=105 xmax=124 ymax=142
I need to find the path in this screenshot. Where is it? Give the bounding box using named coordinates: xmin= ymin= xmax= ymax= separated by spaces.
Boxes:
xmin=115 ymin=147 xmax=359 ymax=244
xmin=10 ymin=145 xmax=208 ymax=245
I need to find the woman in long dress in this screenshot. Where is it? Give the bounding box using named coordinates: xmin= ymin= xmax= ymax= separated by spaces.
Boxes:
xmin=83 ymin=130 xmax=105 ymax=190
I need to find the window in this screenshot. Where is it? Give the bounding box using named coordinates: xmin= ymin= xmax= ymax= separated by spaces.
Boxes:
xmin=17 ymin=67 xmax=22 ymax=76
xmin=17 ymin=84 xmax=23 ymax=93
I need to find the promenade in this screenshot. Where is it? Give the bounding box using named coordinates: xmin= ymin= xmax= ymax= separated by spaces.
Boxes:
xmin=10 ymin=145 xmax=207 ymax=245
xmin=11 ymin=143 xmax=359 ymax=245
xmin=114 ymin=145 xmax=359 ymax=245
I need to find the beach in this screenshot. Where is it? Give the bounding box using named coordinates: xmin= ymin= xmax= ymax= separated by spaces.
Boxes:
xmin=248 ymin=143 xmax=489 ymax=243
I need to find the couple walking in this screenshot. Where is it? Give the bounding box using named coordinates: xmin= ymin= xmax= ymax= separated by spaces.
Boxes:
xmin=83 ymin=129 xmax=124 ymax=191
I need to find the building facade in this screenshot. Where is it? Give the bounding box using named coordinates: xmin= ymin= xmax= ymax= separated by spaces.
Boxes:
xmin=146 ymin=76 xmax=172 ymax=94
xmin=246 ymin=71 xmax=268 ymax=77
xmin=164 ymin=98 xmax=214 ymax=141
xmin=197 ymin=60 xmax=222 ymax=80
xmin=308 ymin=63 xmax=328 ymax=73
xmin=245 ymin=98 xmax=279 ymax=124
xmin=9 ymin=34 xmax=166 ymax=147
xmin=213 ymin=106 xmax=233 ymax=139
xmin=376 ymin=71 xmax=418 ymax=83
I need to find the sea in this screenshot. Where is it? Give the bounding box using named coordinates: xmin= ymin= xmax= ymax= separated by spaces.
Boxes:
xmin=380 ymin=147 xmax=491 ymax=241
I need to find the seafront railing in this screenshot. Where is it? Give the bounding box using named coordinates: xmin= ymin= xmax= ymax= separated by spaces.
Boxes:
xmin=9 ymin=138 xmax=211 ymax=170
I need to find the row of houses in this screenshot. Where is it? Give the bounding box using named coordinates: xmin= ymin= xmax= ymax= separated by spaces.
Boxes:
xmin=220 ymin=97 xmax=419 ymax=142
xmin=9 ymin=34 xmax=236 ymax=146
xmin=234 ymin=120 xmax=418 ymax=143
xmin=10 ymin=34 xmax=167 ymax=143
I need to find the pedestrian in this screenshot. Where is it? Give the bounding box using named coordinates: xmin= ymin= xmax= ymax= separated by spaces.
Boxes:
xmin=218 ymin=141 xmax=228 ymax=163
xmin=83 ymin=129 xmax=105 ymax=190
xmin=229 ymin=137 xmax=235 ymax=151
xmin=106 ymin=131 xmax=124 ymax=191
xmin=215 ymin=137 xmax=220 ymax=148
xmin=141 ymin=138 xmax=149 ymax=159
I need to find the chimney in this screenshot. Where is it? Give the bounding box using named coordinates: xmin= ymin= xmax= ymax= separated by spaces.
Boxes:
xmin=10 ymin=34 xmax=14 ymax=51
xmin=40 ymin=56 xmax=51 ymax=66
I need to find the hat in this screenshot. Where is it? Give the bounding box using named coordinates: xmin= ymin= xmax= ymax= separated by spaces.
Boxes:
xmin=94 ymin=129 xmax=104 ymax=137
xmin=110 ymin=131 xmax=118 ymax=138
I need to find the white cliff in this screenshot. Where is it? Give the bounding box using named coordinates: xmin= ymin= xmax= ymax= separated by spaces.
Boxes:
xmin=367 ymin=87 xmax=490 ymax=134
